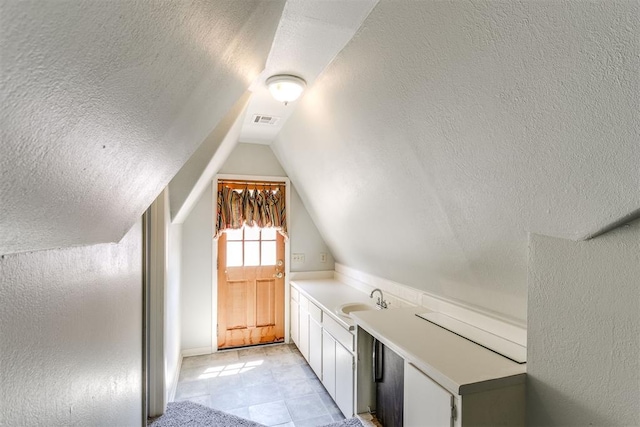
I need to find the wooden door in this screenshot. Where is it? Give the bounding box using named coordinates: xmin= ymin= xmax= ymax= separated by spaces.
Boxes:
xmin=217 ymin=225 xmax=285 ymax=349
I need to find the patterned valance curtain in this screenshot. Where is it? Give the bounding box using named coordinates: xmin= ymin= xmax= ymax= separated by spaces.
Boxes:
xmin=215 ymin=183 xmax=287 ymax=239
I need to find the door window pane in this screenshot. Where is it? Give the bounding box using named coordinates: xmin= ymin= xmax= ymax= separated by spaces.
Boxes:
xmin=225 ymin=228 xmax=243 ymax=241
xmin=244 ymin=242 xmax=260 ymax=266
xmin=261 ymin=241 xmax=276 ymax=266
xmin=244 ymin=225 xmax=260 ymax=241
xmin=261 ymin=227 xmax=277 ymax=241
xmin=226 ymin=242 xmax=243 ymax=267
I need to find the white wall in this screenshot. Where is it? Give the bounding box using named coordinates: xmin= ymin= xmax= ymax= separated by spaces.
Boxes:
xmin=220 ymin=143 xmax=334 ymax=272
xmin=273 ymin=0 xmax=639 ymax=323
xmin=0 ymin=222 xmax=143 ymax=426
xmin=147 ymin=189 xmax=182 ymax=414
xmin=289 ymin=188 xmax=335 ymax=272
xmin=527 ymin=220 xmax=640 ymax=426
xmin=180 ymin=183 xmax=214 ymax=352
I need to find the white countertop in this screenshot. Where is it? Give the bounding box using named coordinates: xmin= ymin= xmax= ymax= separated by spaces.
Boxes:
xmin=291 ymin=279 xmax=378 ymax=331
xmin=351 ymin=306 xmax=527 ymax=396
xmin=291 ymin=278 xmax=526 ymax=396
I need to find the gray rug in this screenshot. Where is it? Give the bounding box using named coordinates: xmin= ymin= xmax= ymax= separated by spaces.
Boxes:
xmin=149 ymin=401 xmax=363 ymax=427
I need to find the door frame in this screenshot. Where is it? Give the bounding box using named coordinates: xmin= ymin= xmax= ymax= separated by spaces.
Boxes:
xmin=212 ymin=174 xmax=291 ymax=353
xmin=145 ymin=190 xmax=169 ymax=417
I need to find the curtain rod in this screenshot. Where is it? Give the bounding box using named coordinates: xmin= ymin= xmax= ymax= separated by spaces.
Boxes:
xmin=217 ymin=179 xmax=285 ymax=186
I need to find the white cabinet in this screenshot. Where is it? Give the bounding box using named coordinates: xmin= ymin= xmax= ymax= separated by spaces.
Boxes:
xmin=355 ymin=315 xmax=525 ymax=427
xmin=290 ymin=297 xmax=299 ymax=345
xmin=298 ymin=295 xmax=310 ymax=361
xmin=322 ymin=326 xmax=355 ymax=418
xmin=322 ymin=330 xmax=336 ymax=398
xmin=290 ymin=284 xmax=357 ymax=419
xmin=294 ymin=294 xmax=322 ymax=377
xmin=335 ymin=339 xmax=354 ymax=417
xmin=404 ymin=362 xmax=453 ymax=427
xmin=308 ymin=302 xmax=323 ymax=378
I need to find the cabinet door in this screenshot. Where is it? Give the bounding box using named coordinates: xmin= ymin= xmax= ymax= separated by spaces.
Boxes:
xmin=309 ymin=317 xmax=323 ymax=378
xmin=404 ymin=362 xmax=453 ymax=427
xmin=322 ymin=330 xmax=336 ymax=399
xmin=290 ymin=298 xmax=299 ymax=345
xmin=299 ymin=305 xmax=309 ymax=361
xmin=335 ymin=341 xmax=354 ymax=418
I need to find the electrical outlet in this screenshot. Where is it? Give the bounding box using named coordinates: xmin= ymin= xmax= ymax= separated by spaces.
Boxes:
xmin=292 ymin=253 xmax=305 ymax=263
xmin=320 ymin=253 xmax=327 ymax=263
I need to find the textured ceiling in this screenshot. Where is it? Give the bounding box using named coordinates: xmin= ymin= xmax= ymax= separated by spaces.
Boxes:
xmin=239 ymin=0 xmax=378 ymax=144
xmin=273 ymin=0 xmax=640 ymax=322
xmin=0 ymin=0 xmax=284 ymax=254
xmin=167 ymin=0 xmax=378 ymax=222
xmin=169 ymin=93 xmax=251 ymax=224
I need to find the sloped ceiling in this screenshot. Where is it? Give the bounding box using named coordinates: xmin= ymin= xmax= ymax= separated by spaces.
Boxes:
xmin=169 ymin=93 xmax=250 ymax=224
xmin=239 ymin=0 xmax=378 ymax=144
xmin=167 ymin=0 xmax=377 ymax=223
xmin=0 ymin=0 xmax=284 ymax=254
xmin=273 ymin=0 xmax=640 ymax=322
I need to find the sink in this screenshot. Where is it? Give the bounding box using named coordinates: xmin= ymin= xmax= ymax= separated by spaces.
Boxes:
xmin=336 ymin=302 xmax=376 ymax=318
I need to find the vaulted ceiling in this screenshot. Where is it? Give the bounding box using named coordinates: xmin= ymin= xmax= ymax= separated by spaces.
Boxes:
xmin=1 ymin=0 xmax=284 ymax=254
xmin=272 ymin=0 xmax=639 ymax=322
xmin=1 ymin=1 xmax=638 ymax=323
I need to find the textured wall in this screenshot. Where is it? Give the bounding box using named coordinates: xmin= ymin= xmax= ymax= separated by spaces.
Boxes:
xmin=527 ymin=220 xmax=640 ymax=426
xmin=0 ymin=222 xmax=143 ymax=426
xmin=273 ymin=0 xmax=639 ymax=322
xmin=180 ymin=184 xmax=214 ymax=351
xmin=0 ymin=0 xmax=283 ymax=255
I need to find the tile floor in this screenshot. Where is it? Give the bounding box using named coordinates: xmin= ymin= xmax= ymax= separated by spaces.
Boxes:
xmin=174 ymin=343 xmax=346 ymax=427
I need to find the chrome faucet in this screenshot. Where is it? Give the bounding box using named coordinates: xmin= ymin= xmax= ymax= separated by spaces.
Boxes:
xmin=369 ymin=288 xmax=388 ymax=309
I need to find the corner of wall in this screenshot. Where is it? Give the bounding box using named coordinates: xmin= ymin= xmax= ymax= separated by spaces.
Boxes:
xmin=527 ymin=219 xmax=640 ymax=426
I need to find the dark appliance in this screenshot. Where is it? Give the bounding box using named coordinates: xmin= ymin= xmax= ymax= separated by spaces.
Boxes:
xmin=373 ymin=338 xmax=404 ymax=427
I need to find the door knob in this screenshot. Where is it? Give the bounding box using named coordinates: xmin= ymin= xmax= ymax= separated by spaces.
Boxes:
xmin=273 ymin=271 xmax=283 ymax=279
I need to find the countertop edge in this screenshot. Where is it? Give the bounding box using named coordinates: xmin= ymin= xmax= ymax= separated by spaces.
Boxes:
xmin=351 ymin=307 xmax=527 ymax=396
xmin=291 ymin=279 xmax=527 ymax=396
xmin=290 ymin=279 xmax=358 ymax=332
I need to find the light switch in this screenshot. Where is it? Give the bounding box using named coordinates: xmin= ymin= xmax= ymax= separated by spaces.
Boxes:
xmin=320 ymin=253 xmax=327 ymax=263
xmin=292 ymin=253 xmax=305 ymax=263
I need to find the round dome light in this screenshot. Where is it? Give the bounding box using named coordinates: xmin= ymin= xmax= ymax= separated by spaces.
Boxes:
xmin=266 ymin=74 xmax=307 ymax=105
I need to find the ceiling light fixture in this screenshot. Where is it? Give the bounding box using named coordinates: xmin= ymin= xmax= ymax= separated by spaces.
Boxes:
xmin=266 ymin=74 xmax=306 ymax=105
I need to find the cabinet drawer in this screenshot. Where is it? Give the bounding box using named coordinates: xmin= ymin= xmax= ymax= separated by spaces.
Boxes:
xmin=309 ymin=302 xmax=323 ymax=323
xmin=323 ymin=314 xmax=354 ymax=352
xmin=291 ymin=286 xmax=299 ymax=302
xmin=299 ymin=294 xmax=309 ymax=310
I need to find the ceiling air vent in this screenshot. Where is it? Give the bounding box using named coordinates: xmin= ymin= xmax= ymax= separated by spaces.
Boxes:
xmin=252 ymin=114 xmax=280 ymax=125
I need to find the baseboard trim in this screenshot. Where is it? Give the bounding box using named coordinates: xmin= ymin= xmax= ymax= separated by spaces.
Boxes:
xmin=181 ymin=346 xmax=212 ymax=358
xmin=334 ymin=263 xmax=527 ymax=347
